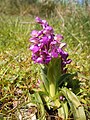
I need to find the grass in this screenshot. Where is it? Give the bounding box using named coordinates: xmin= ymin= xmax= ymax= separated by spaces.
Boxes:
xmin=0 ymin=2 xmax=90 ymax=119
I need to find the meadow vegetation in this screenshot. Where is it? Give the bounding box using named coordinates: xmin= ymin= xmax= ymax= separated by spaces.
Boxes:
xmin=0 ymin=0 xmax=90 ymax=119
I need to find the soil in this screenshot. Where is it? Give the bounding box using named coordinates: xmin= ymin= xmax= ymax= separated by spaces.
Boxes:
xmin=46 ymin=108 xmax=63 ymax=120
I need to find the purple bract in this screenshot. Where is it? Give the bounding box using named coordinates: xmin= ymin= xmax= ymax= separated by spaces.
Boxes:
xmin=29 ymin=17 xmax=71 ymax=66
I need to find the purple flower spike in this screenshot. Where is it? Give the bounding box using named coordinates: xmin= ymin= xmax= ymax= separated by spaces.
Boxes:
xmin=29 ymin=17 xmax=71 ymax=68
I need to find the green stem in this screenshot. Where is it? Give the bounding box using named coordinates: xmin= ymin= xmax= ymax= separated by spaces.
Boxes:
xmin=50 ymin=82 xmax=60 ymax=108
xmin=50 ymin=82 xmax=55 ymax=97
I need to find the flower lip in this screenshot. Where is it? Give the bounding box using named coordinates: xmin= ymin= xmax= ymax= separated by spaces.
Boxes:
xmin=44 ymin=56 xmax=51 ymax=64
xmin=66 ymin=59 xmax=72 ymax=64
xmin=54 ymin=34 xmax=64 ymax=41
xmin=36 ymin=57 xmax=43 ymax=63
xmin=35 ymin=17 xmax=42 ymax=23
xmin=29 ymin=38 xmax=38 ymax=43
xmin=30 ymin=45 xmax=40 ymax=53
xmin=41 ymin=36 xmax=48 ymax=45
xmin=35 ymin=17 xmax=49 ymax=28
xmin=59 ymin=43 xmax=66 ymax=49
xmin=43 ymin=26 xmax=54 ymax=34
xmin=51 ymin=48 xmax=58 ymax=58
xmin=58 ymin=48 xmax=68 ymax=60
xmin=31 ymin=30 xmax=38 ymax=37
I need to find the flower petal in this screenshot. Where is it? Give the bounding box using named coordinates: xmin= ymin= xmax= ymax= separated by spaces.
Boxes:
xmin=59 ymin=43 xmax=66 ymax=49
xmin=30 ymin=45 xmax=39 ymax=53
xmin=36 ymin=57 xmax=43 ymax=63
xmin=54 ymin=34 xmax=63 ymax=41
xmin=31 ymin=30 xmax=38 ymax=37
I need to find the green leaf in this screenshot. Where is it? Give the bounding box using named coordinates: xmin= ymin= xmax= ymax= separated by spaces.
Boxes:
xmin=69 ymin=103 xmax=86 ymax=120
xmin=61 ymin=87 xmax=81 ymax=108
xmin=47 ymin=58 xmax=61 ymax=81
xmin=57 ymin=73 xmax=76 ymax=87
xmin=62 ymin=101 xmax=68 ymax=119
xmin=47 ymin=61 xmax=55 ymax=83
xmin=40 ymin=66 xmax=49 ymax=93
xmin=51 ymin=58 xmax=62 ymax=82
xmin=58 ymin=106 xmax=65 ymax=119
xmin=34 ymin=92 xmax=46 ymax=119
xmin=47 ymin=58 xmax=61 ymax=93
xmin=61 ymin=87 xmax=86 ymax=120
xmin=58 ymin=101 xmax=68 ymax=120
xmin=77 ymin=106 xmax=86 ymax=120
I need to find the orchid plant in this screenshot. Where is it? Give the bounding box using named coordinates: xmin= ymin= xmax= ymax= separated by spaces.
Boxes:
xmin=29 ymin=17 xmax=86 ymax=120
